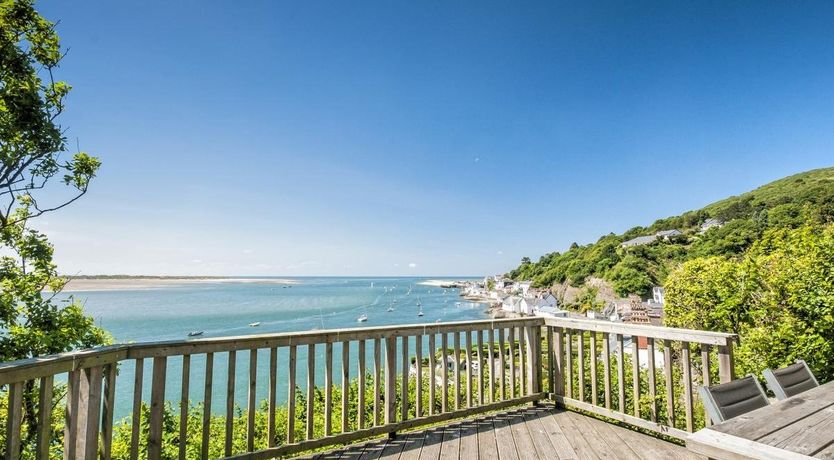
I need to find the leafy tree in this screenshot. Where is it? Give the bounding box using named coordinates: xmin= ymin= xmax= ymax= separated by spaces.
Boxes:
xmin=1 ymin=0 xmax=108 ymax=454
xmin=664 ymin=225 xmax=834 ymax=382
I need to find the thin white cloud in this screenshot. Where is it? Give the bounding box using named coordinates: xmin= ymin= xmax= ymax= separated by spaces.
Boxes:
xmin=408 ymin=262 xmax=417 ymax=268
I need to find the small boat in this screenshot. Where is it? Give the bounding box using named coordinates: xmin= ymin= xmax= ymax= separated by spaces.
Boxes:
xmin=249 ymin=322 xmax=261 ymax=327
xmin=417 ymin=297 xmax=424 ymax=317
xmin=357 ymin=314 xmax=368 ymax=323
xmin=417 ymin=309 xmax=424 ymax=317
xmin=387 ymin=306 xmax=395 ymax=312
xmin=188 ymin=331 xmax=204 ymax=337
xmin=370 ymin=282 xmax=374 ymax=287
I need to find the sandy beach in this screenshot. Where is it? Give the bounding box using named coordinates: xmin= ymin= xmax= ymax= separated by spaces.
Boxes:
xmin=61 ymin=277 xmax=300 ymax=292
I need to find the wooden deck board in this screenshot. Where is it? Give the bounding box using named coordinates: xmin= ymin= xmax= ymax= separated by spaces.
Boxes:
xmin=308 ymin=404 xmax=703 ymax=460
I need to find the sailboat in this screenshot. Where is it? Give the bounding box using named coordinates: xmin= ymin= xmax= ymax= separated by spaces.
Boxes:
xmin=387 ymin=297 xmax=395 ymax=312
xmin=417 ymin=297 xmax=424 ymax=317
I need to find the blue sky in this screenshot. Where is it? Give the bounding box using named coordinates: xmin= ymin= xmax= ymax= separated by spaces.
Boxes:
xmin=37 ymin=1 xmax=834 ymax=276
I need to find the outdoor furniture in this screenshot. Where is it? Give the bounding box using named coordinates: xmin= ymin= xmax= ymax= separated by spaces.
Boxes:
xmin=699 ymin=374 xmax=769 ymax=424
xmin=688 ymin=380 xmax=834 ymax=459
xmin=763 ymin=360 xmax=819 ymax=400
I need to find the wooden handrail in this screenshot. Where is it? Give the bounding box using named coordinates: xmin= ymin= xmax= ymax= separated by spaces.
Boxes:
xmin=543 ymin=316 xmax=736 ymax=345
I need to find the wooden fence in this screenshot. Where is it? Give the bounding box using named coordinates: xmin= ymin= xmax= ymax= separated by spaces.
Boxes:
xmin=0 ymin=316 xmax=735 ymax=459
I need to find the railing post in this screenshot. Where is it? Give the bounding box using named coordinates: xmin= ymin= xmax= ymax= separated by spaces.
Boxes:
xmin=67 ymin=366 xmax=105 ymax=460
xmin=148 ymin=358 xmax=167 ymax=460
xmin=384 ymin=336 xmax=397 ymax=430
xmin=718 ymin=337 xmax=735 ymax=383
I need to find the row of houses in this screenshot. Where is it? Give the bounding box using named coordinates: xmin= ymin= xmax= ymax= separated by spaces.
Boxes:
xmin=500 ymin=292 xmax=566 ymax=317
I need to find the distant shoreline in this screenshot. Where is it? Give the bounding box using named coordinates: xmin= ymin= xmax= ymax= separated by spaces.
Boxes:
xmin=59 ymin=277 xmax=301 ymax=292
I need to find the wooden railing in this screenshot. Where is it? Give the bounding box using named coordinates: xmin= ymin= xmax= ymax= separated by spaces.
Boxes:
xmin=0 ymin=318 xmax=545 ymax=460
xmin=542 ymin=317 xmax=736 ymax=439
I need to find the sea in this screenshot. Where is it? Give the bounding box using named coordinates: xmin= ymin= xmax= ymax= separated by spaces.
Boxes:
xmin=61 ymin=277 xmax=488 ymax=420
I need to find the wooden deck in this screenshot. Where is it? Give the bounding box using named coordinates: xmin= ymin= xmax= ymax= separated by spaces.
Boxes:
xmin=305 ymin=404 xmax=705 ymax=460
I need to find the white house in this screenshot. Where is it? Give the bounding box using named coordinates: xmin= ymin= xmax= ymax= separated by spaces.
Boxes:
xmin=501 ymin=296 xmax=522 ymax=313
xmin=518 ymin=297 xmax=536 ymax=315
xmin=699 ymin=218 xmax=724 ymax=234
xmin=515 ymin=281 xmax=533 ymax=296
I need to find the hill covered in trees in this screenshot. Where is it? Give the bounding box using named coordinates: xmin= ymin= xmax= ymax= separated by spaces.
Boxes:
xmin=508 ymin=167 xmax=834 ymax=298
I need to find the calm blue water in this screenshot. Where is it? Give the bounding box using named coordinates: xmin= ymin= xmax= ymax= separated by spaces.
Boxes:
xmin=64 ymin=277 xmax=488 ymax=420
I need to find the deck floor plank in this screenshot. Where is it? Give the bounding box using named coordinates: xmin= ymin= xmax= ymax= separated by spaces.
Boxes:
xmin=417 ymin=426 xmax=445 ymax=460
xmin=475 ymin=418 xmax=499 ymax=460
xmin=458 ymin=420 xmax=479 ymax=460
xmin=492 ymin=413 xmax=520 ymax=460
xmin=551 ymin=410 xmax=600 ymax=460
xmin=522 ymin=406 xmax=575 ymax=460
xmin=311 ymin=403 xmax=705 ymax=460
xmin=439 ymin=423 xmax=461 ymax=460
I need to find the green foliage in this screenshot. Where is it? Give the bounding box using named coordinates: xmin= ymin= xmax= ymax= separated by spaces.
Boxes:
xmin=0 ymin=2 xmax=107 ymax=457
xmin=665 ymin=225 xmax=834 ymax=382
xmin=508 ymin=167 xmax=834 ymax=297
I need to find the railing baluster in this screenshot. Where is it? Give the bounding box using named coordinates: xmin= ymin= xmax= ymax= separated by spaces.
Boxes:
xmin=342 ymin=341 xmax=350 ymax=432
xmin=441 ymin=333 xmax=449 ymax=412
xmin=5 ymin=381 xmax=23 ymax=460
xmin=488 ymin=328 xmax=496 ymax=403
xmin=149 ymin=358 xmax=167 ymax=460
xmin=102 ymin=365 xmax=117 ymax=459
xmin=401 ymin=336 xmax=409 ymax=421
xmin=602 ymin=332 xmax=611 ymax=409
xmin=546 ymin=326 xmax=554 ymax=395
xmin=663 ymin=339 xmax=675 ymax=428
xmin=617 ymin=334 xmax=625 ymax=412
xmin=476 ymin=329 xmax=484 ymax=405
xmin=508 ymin=327 xmax=516 ymax=399
xmin=632 ymin=336 xmax=640 ymax=418
xmin=589 ymin=332 xmax=598 ymax=405
xmin=554 ymin=327 xmax=564 ymax=398
xmin=268 ymin=347 xmax=278 ymax=446
xmin=453 ymin=331 xmax=461 ymax=410
xmin=565 ymin=329 xmax=573 ymax=400
xmin=577 ymin=330 xmax=585 ymax=402
xmin=324 ymin=342 xmax=333 ymax=436
xmin=287 ymin=345 xmax=297 ymax=444
xmin=179 ymin=355 xmax=191 ymax=460
xmin=357 ymin=339 xmax=366 ymax=430
xmin=202 ymin=353 xmax=214 ymax=459
xmin=428 ymin=333 xmax=436 ymax=415
xmin=647 ymin=338 xmax=657 ymax=422
xmin=525 ymin=325 xmax=538 ymax=394
xmin=465 ymin=330 xmax=473 ymax=408
xmin=306 ymin=344 xmax=315 ymax=440
xmin=682 ymin=342 xmax=694 ymax=432
xmin=247 ymin=349 xmax=257 ymax=451
xmin=225 ymin=351 xmax=236 ymax=456
xmin=518 ymin=326 xmax=526 ymax=396
xmin=701 ymin=344 xmax=711 ymax=426
xmin=384 ymin=336 xmax=397 ymax=425
xmin=374 ymin=338 xmax=381 ymax=426
xmin=415 ymin=335 xmax=423 ymax=417
xmin=498 ymin=328 xmax=506 ymax=401
xmin=129 ymin=359 xmax=143 ymax=460
xmin=37 ymin=376 xmax=54 ymax=459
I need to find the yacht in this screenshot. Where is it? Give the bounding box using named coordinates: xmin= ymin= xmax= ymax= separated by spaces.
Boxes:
xmin=357 ymin=313 xmax=368 ymax=322
xmin=248 ymin=322 xmax=261 ymax=327
xmin=187 ymin=331 xmax=204 ymax=337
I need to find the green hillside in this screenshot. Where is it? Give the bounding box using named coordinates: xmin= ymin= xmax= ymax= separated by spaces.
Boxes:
xmin=508 ymin=167 xmax=834 ymax=297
